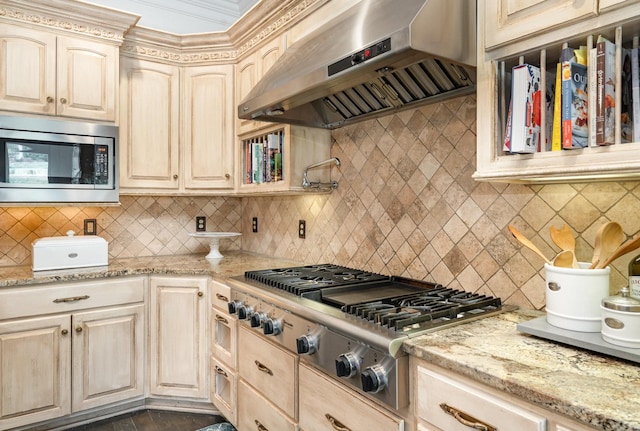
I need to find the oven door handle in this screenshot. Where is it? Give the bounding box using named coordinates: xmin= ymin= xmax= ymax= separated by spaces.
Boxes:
xmin=325 ymin=413 xmax=352 ymax=431
xmin=439 ymin=403 xmax=497 ymax=431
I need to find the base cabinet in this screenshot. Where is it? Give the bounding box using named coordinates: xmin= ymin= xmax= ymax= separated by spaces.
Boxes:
xmin=149 ymin=276 xmax=209 ymax=400
xmin=298 ymin=363 xmax=404 ymax=431
xmin=0 ymin=277 xmax=145 ymax=430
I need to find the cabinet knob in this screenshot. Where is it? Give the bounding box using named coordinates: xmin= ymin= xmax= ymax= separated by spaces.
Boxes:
xmin=60 ymin=98 xmax=67 ymax=104
xmin=76 ymin=326 xmax=83 ymax=333
xmin=46 ymin=96 xmax=54 ymax=103
xmin=173 ymin=174 xmax=178 ymax=180
xmin=198 ymin=291 xmax=204 ymax=297
xmin=61 ymin=329 xmax=69 ymax=335
xmin=225 ymin=173 xmax=230 ymax=179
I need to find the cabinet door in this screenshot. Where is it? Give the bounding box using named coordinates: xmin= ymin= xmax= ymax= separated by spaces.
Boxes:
xmin=483 ymin=0 xmax=597 ymax=49
xmin=72 ymin=304 xmax=144 ymax=412
xmin=0 ymin=24 xmax=57 ymax=115
xmin=212 ymin=307 xmax=237 ymax=369
xmin=119 ymin=57 xmax=180 ymax=190
xmin=56 ymin=36 xmax=117 ymax=121
xmin=183 ymin=64 xmax=234 ymax=190
xmin=0 ymin=315 xmax=71 ymax=430
xmin=211 ymin=358 xmax=237 ymax=427
xmin=149 ymin=276 xmax=208 ymax=399
xmin=299 ymin=363 xmax=404 ymax=431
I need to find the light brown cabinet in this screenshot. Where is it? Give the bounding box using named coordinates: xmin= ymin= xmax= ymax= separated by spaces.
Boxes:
xmin=0 ymin=23 xmax=118 ymax=121
xmin=0 ymin=277 xmax=145 ymax=430
xmin=119 ymin=58 xmax=234 ymax=193
xmin=149 ymin=276 xmax=209 ymax=400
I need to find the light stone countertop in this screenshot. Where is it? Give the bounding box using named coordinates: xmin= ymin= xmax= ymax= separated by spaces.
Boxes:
xmin=0 ymin=251 xmax=302 ymax=287
xmin=403 ymin=309 xmax=640 ymax=431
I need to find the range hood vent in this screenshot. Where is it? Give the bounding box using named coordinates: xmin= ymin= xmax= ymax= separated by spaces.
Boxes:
xmin=238 ymin=0 xmax=476 ymax=129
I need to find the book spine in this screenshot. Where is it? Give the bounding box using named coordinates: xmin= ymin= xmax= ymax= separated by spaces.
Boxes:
xmin=621 ymin=48 xmax=633 ymax=143
xmin=596 ymin=41 xmax=606 ymax=145
xmin=561 ymin=50 xmax=573 ymax=149
xmin=596 ymin=40 xmax=616 ymax=145
xmin=589 ymin=47 xmax=598 ymax=147
xmin=552 ymin=62 xmax=562 ymax=151
xmin=632 ymin=47 xmax=640 ymax=142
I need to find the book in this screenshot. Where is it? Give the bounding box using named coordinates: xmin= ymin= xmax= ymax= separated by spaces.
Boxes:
xmin=251 ymin=142 xmax=263 ymax=183
xmin=503 ymin=99 xmax=512 ymax=152
xmin=561 ymin=48 xmax=588 ymax=149
xmin=509 ymin=63 xmax=541 ymax=154
xmin=621 ymin=47 xmax=634 ymax=143
xmin=596 ymin=38 xmax=616 ymax=145
xmin=633 ymin=47 xmax=640 ymax=143
xmin=267 ymin=133 xmax=281 ymax=182
xmin=544 ymin=70 xmax=556 ymax=151
xmin=588 ymin=47 xmax=598 ymax=147
xmin=551 ymin=62 xmax=562 ymax=151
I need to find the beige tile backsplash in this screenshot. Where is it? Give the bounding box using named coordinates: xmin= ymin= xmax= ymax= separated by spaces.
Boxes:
xmin=2 ymin=95 xmax=639 ymax=309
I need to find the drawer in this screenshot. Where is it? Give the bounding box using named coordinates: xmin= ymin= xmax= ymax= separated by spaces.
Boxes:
xmin=211 ymin=279 xmax=231 ymax=312
xmin=0 ymin=277 xmax=146 ymax=320
xmin=416 ymin=365 xmax=546 ymax=431
xmin=212 ymin=307 xmax=237 ymax=369
xmin=237 ymin=379 xmax=297 ymax=431
xmin=238 ymin=326 xmax=297 ymax=419
xmin=211 ymin=357 xmax=237 ymax=427
xmin=298 ymin=363 xmax=404 ymax=431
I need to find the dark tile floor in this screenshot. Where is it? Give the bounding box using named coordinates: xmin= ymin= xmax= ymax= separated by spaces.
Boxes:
xmin=66 ymin=409 xmax=225 ymax=431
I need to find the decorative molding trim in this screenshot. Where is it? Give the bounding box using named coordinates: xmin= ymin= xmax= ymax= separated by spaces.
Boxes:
xmin=0 ymin=1 xmax=139 ymax=44
xmin=120 ymin=42 xmax=236 ymax=64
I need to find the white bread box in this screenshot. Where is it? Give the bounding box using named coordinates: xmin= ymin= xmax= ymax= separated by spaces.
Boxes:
xmin=32 ymin=230 xmax=108 ymax=271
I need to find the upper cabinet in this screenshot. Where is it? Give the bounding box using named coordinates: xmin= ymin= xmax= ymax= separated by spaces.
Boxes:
xmin=476 ymin=0 xmax=640 ymax=183
xmin=0 ymin=2 xmax=138 ymax=122
xmin=483 ymin=0 xmax=597 ymax=50
xmin=236 ymin=35 xmax=287 ymax=135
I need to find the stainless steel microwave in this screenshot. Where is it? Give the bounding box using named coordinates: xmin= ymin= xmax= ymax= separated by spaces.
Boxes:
xmin=0 ymin=116 xmax=118 ymax=204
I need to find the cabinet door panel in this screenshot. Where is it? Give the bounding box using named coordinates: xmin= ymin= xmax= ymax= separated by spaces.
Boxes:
xmin=212 ymin=308 xmax=236 ymax=369
xmin=56 ymin=36 xmax=116 ymax=120
xmin=72 ymin=304 xmax=144 ymax=411
xmin=211 ymin=358 xmax=237 ymax=427
xmin=0 ymin=315 xmax=71 ymax=429
xmin=484 ymin=0 xmax=597 ymax=49
xmin=119 ymin=58 xmax=180 ymax=189
xmin=237 ymin=379 xmax=297 ymax=431
xmin=183 ymin=65 xmax=234 ymax=189
xmin=149 ymin=276 xmax=208 ymax=399
xmin=0 ymin=24 xmax=56 ymax=114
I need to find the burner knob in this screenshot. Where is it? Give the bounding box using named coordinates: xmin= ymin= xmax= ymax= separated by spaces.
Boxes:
xmin=237 ymin=304 xmax=253 ymax=320
xmin=361 ymin=365 xmax=388 ymax=393
xmin=263 ymin=318 xmax=282 ymax=336
xmin=250 ymin=312 xmax=267 ymax=328
xmin=296 ymin=334 xmax=318 ymax=355
xmin=335 ymin=353 xmax=359 ymax=378
xmin=227 ymin=300 xmax=242 ymax=314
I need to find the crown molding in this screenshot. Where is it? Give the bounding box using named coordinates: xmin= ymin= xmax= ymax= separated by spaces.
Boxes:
xmin=0 ymin=0 xmax=140 ymax=44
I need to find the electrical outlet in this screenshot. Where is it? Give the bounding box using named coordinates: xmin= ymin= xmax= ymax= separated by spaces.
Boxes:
xmin=84 ymin=219 xmax=97 ymax=235
xmin=298 ymin=220 xmax=306 ymax=238
xmin=196 ymin=216 xmax=206 ymax=232
xmin=252 ymin=217 xmax=258 ymax=233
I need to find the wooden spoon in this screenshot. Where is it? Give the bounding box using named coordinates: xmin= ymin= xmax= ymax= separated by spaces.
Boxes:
xmin=554 ymin=250 xmax=577 ymax=268
xmin=508 ymin=225 xmax=551 ymax=264
xmin=590 ymin=222 xmax=624 ymax=269
xmin=550 ymin=224 xmax=579 ymax=268
xmin=597 ymin=233 xmax=640 ymax=269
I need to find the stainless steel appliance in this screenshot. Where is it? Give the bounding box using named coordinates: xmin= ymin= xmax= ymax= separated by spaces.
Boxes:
xmin=238 ymin=0 xmax=476 ymax=129
xmin=226 ymin=264 xmax=507 ymax=411
xmin=0 ymin=116 xmax=118 ymax=203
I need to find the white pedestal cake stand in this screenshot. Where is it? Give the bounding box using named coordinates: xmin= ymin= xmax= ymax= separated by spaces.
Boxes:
xmin=189 ymin=232 xmax=241 ymax=259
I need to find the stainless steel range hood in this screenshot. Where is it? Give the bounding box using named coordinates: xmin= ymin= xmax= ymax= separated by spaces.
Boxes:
xmin=238 ymin=0 xmax=476 ymax=129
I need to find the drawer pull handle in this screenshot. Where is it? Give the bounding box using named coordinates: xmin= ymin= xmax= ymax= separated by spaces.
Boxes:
xmin=440 ymin=403 xmax=497 ymax=431
xmin=214 ymin=366 xmax=228 ymax=378
xmin=254 ymin=360 xmax=273 ymax=375
xmin=215 ymin=315 xmax=229 ymax=324
xmin=53 ymin=295 xmax=90 ymax=303
xmin=325 ymin=413 xmax=351 ymax=431
xmin=255 ymin=419 xmax=268 ymax=431
xmin=216 ymin=293 xmax=229 ymax=302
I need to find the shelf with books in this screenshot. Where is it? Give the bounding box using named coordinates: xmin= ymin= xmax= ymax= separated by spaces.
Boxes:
xmin=237 ymin=124 xmax=332 ymax=194
xmin=476 ymin=10 xmax=640 ymax=183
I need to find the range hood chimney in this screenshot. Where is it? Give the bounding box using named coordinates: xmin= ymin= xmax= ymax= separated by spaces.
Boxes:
xmin=238 ymin=0 xmax=476 ymax=129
